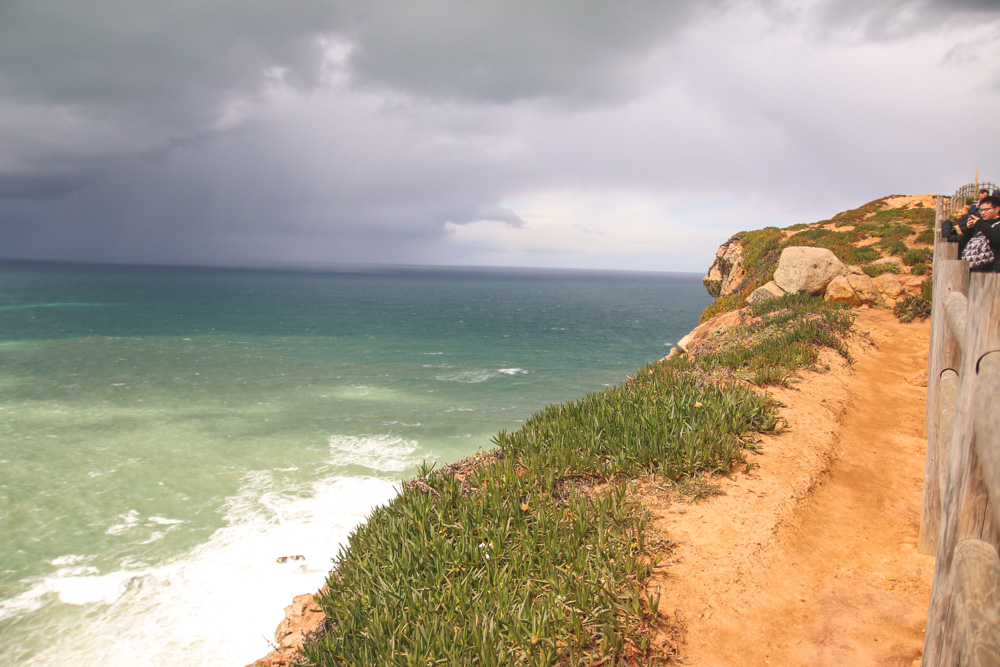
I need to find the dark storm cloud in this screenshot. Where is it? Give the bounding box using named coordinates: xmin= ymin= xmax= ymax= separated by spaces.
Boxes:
xmin=0 ymin=0 xmax=719 ymax=200
xmin=337 ymin=1 xmax=719 ymax=104
xmin=1 ymin=0 xmax=999 ymax=270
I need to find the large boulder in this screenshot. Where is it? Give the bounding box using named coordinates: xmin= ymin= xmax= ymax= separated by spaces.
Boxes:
xmin=702 ymin=238 xmax=745 ymax=298
xmin=824 ymin=275 xmax=859 ymax=305
xmin=773 ymin=246 xmax=848 ymax=296
xmin=748 ymin=280 xmax=785 ymax=305
xmin=846 ymin=273 xmax=879 ymax=305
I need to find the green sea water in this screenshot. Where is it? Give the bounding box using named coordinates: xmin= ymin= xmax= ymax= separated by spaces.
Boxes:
xmin=0 ymin=260 xmax=709 ymax=665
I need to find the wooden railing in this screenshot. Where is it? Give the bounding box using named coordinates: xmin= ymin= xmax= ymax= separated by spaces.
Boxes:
xmin=943 ymin=182 xmax=998 ymax=219
xmin=918 ymin=195 xmax=1000 ymax=665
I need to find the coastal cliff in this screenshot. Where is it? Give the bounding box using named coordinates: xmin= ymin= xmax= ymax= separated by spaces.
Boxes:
xmin=251 ymin=193 xmax=937 ymax=666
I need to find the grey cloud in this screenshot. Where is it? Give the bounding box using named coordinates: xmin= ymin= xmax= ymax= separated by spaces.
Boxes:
xmin=0 ymin=0 xmax=721 ymax=201
xmin=339 ymin=1 xmax=720 ymax=104
xmin=469 ymin=206 xmax=526 ymax=228
xmin=797 ymin=0 xmax=1000 ymax=39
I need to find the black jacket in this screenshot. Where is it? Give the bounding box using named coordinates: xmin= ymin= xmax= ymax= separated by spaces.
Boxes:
xmin=943 ymin=215 xmax=973 ymax=254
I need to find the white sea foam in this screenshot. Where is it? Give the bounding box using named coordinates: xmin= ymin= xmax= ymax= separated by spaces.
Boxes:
xmin=105 ymin=510 xmax=141 ymax=536
xmin=17 ymin=471 xmax=399 ymax=666
xmin=105 ymin=510 xmax=187 ymax=536
xmin=437 ymin=368 xmax=528 ymax=383
xmin=436 ymin=370 xmax=494 ymax=383
xmin=327 ymin=433 xmax=426 ymax=472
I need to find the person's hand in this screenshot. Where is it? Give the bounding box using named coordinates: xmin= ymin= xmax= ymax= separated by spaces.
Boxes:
xmin=969 ymin=214 xmax=980 ymax=227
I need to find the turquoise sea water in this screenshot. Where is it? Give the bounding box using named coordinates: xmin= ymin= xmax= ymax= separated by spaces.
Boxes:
xmin=0 ymin=260 xmax=709 ymax=665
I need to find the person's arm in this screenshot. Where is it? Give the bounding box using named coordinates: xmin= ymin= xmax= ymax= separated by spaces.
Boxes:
xmin=945 ymin=215 xmax=969 ymax=242
xmin=941 ymin=217 xmax=957 ymax=240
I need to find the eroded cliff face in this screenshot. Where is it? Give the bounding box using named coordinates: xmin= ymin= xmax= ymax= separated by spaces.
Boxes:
xmin=702 ymin=238 xmax=745 ymax=298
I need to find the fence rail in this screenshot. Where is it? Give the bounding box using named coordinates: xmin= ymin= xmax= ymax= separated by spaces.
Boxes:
xmin=942 ymin=182 xmax=998 ymax=219
xmin=918 ymin=194 xmax=1000 ymax=666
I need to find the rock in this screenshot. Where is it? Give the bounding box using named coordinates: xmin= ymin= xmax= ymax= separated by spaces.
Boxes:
xmin=907 ymin=368 xmax=928 ymax=387
xmin=824 ymin=275 xmax=858 ymax=304
xmin=873 ymin=274 xmax=904 ymax=299
xmin=846 ymin=273 xmax=879 ymax=305
xmin=900 ymin=276 xmax=926 ymax=297
xmin=773 ymin=246 xmax=848 ymax=296
xmin=703 ymin=238 xmax=745 ymax=298
xmin=748 ymin=280 xmax=786 ymax=305
xmin=847 ymin=265 xmax=865 ymax=275
xmin=250 ymin=590 xmax=329 ymax=667
xmin=677 ymin=309 xmax=744 ymax=354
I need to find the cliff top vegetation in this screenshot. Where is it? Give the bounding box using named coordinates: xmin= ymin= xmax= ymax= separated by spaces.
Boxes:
xmin=700 ymin=194 xmax=936 ymax=323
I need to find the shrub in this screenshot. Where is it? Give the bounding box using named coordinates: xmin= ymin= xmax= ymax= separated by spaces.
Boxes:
xmin=879 ymin=238 xmax=909 ymax=256
xmin=922 ymin=276 xmax=933 ymax=300
xmin=305 ymin=350 xmax=783 ymax=665
xmin=915 ymin=229 xmax=935 ymax=245
xmin=894 ymin=295 xmax=931 ymax=323
xmin=911 ymin=263 xmax=928 ymax=275
xmin=903 ymin=248 xmax=933 ymax=266
xmin=862 ymin=262 xmax=901 ymax=277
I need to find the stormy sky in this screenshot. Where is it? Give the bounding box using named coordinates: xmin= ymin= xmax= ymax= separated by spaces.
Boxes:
xmin=1 ymin=0 xmax=998 ymax=272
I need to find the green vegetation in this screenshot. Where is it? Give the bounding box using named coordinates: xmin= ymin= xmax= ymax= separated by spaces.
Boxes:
xmin=915 ymin=229 xmax=936 ymax=245
xmin=894 ymin=295 xmax=931 ymax=323
xmin=903 ymin=248 xmax=933 ymax=266
xmin=878 ymin=237 xmax=909 ymax=256
xmin=861 ymin=262 xmax=901 ymax=278
xmin=303 ymin=295 xmax=853 ymax=666
xmin=690 ymin=294 xmax=854 ymax=387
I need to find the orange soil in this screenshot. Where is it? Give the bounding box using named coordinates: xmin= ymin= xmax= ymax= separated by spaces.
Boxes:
xmin=641 ymin=308 xmax=933 ymax=666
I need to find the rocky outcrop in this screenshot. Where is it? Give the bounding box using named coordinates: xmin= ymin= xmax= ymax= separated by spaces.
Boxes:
xmin=250 ymin=590 xmax=329 ymax=667
xmin=773 ymin=247 xmax=848 ymax=296
xmin=700 ymin=240 xmax=930 ymax=314
xmin=748 ymin=280 xmax=785 ymax=305
xmin=703 ymin=238 xmax=745 ymax=298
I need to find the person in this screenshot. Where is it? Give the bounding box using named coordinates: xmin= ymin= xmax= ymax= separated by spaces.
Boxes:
xmin=968 ymin=188 xmax=991 ymax=218
xmin=963 ymin=195 xmax=1000 ymax=272
xmin=944 ymin=188 xmax=991 ymax=253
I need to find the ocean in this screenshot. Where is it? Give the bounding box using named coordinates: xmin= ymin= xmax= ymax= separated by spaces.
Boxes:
xmin=0 ymin=260 xmax=709 ymax=665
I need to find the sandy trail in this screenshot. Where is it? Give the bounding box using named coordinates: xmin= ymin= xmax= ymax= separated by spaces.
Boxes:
xmin=642 ymin=308 xmax=934 ymax=666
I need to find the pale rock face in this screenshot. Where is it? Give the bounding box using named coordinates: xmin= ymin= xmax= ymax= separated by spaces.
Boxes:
xmin=748 ymin=280 xmax=786 ymax=305
xmin=824 ymin=275 xmax=859 ymax=304
xmin=872 ymin=273 xmax=904 ymax=299
xmin=900 ymin=276 xmax=926 ymax=297
xmin=848 ymin=265 xmax=865 ymax=275
xmin=702 ymin=239 xmax=745 ymax=298
xmin=773 ymin=246 xmax=848 ymax=296
xmin=846 ymin=273 xmax=879 ymax=305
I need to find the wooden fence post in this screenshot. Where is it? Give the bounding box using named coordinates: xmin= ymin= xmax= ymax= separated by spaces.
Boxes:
xmin=919 ymin=213 xmax=967 ymax=555
xmin=948 ymin=539 xmax=1000 ymax=666
xmin=923 ymin=273 xmax=1000 ymax=665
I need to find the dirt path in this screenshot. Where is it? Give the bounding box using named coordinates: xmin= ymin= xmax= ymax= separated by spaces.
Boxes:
xmin=642 ymin=308 xmax=934 ymax=666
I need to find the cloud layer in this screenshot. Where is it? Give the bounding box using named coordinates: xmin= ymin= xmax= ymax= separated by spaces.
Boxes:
xmin=1 ymin=0 xmax=998 ymax=271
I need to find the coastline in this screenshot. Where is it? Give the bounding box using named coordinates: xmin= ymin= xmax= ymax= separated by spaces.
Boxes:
xmin=250 ymin=194 xmax=938 ymax=665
